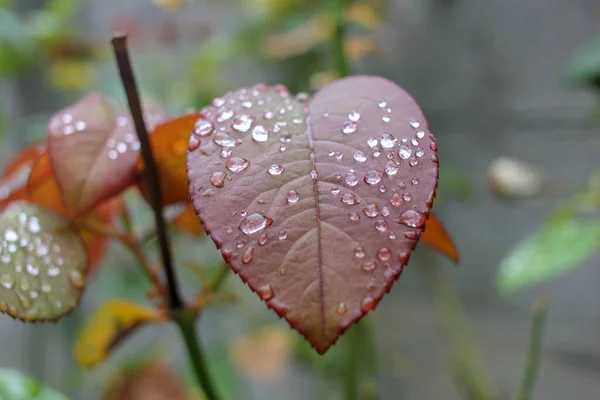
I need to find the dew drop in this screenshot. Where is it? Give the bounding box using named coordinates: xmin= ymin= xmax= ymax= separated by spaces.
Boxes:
xmin=341 ymin=193 xmax=359 ymax=205
xmin=252 ymin=125 xmax=269 ymax=142
xmin=363 ymin=203 xmax=380 ymax=218
xmin=353 ymin=151 xmax=366 ymax=162
xmin=0 ymin=273 xmax=14 ymax=289
xmin=399 ymin=181 xmax=407 ymax=189
xmin=4 ymin=229 xmax=18 ymax=242
xmin=279 ymin=268 xmax=286 ymax=276
xmin=236 ymin=240 xmax=245 ymax=249
xmin=220 ymin=148 xmax=233 ymax=158
xmin=279 ymin=144 xmax=286 ymax=152
xmin=287 ymin=190 xmax=300 ymax=203
xmin=334 ymin=173 xmax=343 ymax=180
xmin=345 ymin=173 xmax=359 ymax=187
xmin=354 ymin=246 xmax=366 ymax=258
xmin=28 ymin=218 xmax=41 ymax=234
xmin=411 ymin=177 xmax=419 ymax=185
xmin=69 ymin=270 xmax=85 ymax=288
xmin=217 ymin=109 xmax=234 ymax=122
xmin=239 ymin=213 xmax=272 ymax=235
xmin=337 ymin=302 xmax=347 ymax=315
xmin=213 ymin=97 xmax=225 ymax=107
xmin=430 ymin=142 xmax=438 ymax=151
xmin=213 ymin=132 xmax=240 ymax=147
xmin=335 ymin=152 xmax=343 ymax=161
xmin=210 ymin=171 xmax=227 ymax=188
xmin=364 ymin=170 xmax=383 ymax=185
xmin=342 ymin=121 xmax=358 ymax=134
xmin=416 ymin=130 xmax=425 ymax=139
xmin=348 ymin=110 xmax=361 ymax=122
xmin=384 ymin=161 xmax=399 ymax=176
xmin=409 ymin=158 xmax=418 ymax=167
xmin=242 ymin=101 xmax=253 ymax=108
xmin=403 ymin=193 xmax=412 ymax=202
xmin=377 ymin=248 xmax=391 ymax=261
xmin=398 ymin=210 xmax=426 ymax=229
xmin=380 ymin=133 xmax=396 ymax=148
xmin=47 ymin=267 xmax=60 ymax=277
xmin=381 ymin=206 xmax=390 ymax=217
xmin=268 ymin=164 xmax=284 ymax=175
xmin=404 ymin=231 xmax=419 ymax=239
xmin=26 ymin=262 xmax=39 ymax=276
xmin=194 ymin=119 xmax=214 ymax=136
xmin=375 ymin=219 xmax=388 ymax=232
xmin=349 ymin=212 xmax=360 ymax=221
xmin=372 ymin=148 xmax=381 ymax=158
xmin=362 ymin=261 xmax=376 ymax=272
xmin=367 ymin=137 xmax=378 ymax=148
xmin=378 ymin=101 xmax=387 ymax=108
xmin=382 ymin=115 xmax=391 ymax=123
xmin=399 ymin=145 xmax=412 ymax=159
xmin=310 ymin=170 xmax=318 ymax=180
xmin=292 ymin=117 xmax=304 ymax=125
xmin=379 ymin=185 xmax=387 ymax=193
xmin=331 ymin=187 xmax=340 ymax=195
xmin=264 ymin=110 xmax=274 ymax=120
xmin=188 ymin=136 xmax=201 ymax=151
xmin=257 ymin=285 xmax=274 ymax=300
xmin=361 ymin=297 xmax=376 ymax=312
xmin=409 ymin=120 xmax=420 ymax=128
xmin=242 ymin=246 xmax=255 ymax=264
xmin=278 ymin=230 xmax=287 ymax=240
xmin=226 ymin=157 xmax=250 ymax=173
xmin=258 ymin=234 xmax=268 ymax=246
xmin=232 ymin=114 xmax=255 ymax=132
xmin=389 ymin=231 xmax=397 ymax=239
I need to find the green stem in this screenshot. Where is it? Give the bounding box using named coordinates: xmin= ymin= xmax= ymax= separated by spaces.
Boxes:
xmin=175 ymin=310 xmax=222 ymax=400
xmin=331 ymin=0 xmax=350 ymax=77
xmin=516 ymin=298 xmax=549 ymax=400
xmin=342 ymin=326 xmax=360 ymax=400
xmin=420 ymin=262 xmax=497 ymax=400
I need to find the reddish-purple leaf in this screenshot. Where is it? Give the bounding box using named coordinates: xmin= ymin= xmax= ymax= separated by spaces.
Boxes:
xmin=187 ymin=76 xmax=439 ymax=353
xmin=47 ymin=93 xmax=164 ymax=217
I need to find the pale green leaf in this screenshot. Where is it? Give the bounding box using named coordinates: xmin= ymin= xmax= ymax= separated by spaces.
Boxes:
xmin=0 ymin=368 xmax=69 ymax=400
xmin=0 ymin=202 xmax=87 ymax=321
xmin=498 ymin=214 xmax=600 ymax=293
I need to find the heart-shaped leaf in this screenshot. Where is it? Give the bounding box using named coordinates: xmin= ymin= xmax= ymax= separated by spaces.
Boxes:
xmin=74 ymin=299 xmax=162 ymax=368
xmin=47 ymin=93 xmax=164 ymax=217
xmin=0 ymin=202 xmax=88 ymax=321
xmin=187 ymin=76 xmax=439 ymax=353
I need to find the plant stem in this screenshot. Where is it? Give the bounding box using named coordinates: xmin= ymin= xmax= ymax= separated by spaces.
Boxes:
xmin=516 ymin=297 xmax=549 ymax=400
xmin=111 ymin=34 xmax=183 ymax=311
xmin=175 ymin=309 xmax=222 ymax=400
xmin=342 ymin=325 xmax=359 ymax=400
xmin=420 ymin=262 xmax=497 ymax=400
xmin=331 ymin=0 xmax=350 ymax=78
xmin=111 ymin=35 xmax=221 ymax=400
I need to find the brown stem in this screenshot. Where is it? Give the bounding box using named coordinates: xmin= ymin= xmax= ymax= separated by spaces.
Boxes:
xmin=111 ymin=34 xmax=183 ymax=311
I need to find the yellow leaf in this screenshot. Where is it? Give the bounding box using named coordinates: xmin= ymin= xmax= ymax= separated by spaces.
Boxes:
xmin=345 ymin=37 xmax=383 ymax=61
xmin=74 ymin=299 xmax=161 ymax=368
xmin=346 ymin=3 xmax=382 ymax=30
xmin=260 ymin=15 xmax=335 ymax=59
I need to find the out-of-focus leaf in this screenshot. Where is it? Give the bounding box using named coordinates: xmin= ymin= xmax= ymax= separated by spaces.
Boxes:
xmin=80 ymin=197 xmax=123 ymax=274
xmin=187 ymin=76 xmax=439 ymax=353
xmin=346 ymin=3 xmax=381 ymax=30
xmin=48 ymin=59 xmax=96 ymax=91
xmin=47 ymin=94 xmax=138 ymax=216
xmin=172 ymin=204 xmax=204 ymax=237
xmin=103 ymin=361 xmax=192 ymax=400
xmin=260 ymin=14 xmax=334 ymax=59
xmin=0 ymin=368 xmax=69 ymax=400
xmin=0 ymin=202 xmax=87 ymax=321
xmin=152 ymin=0 xmax=185 ymax=12
xmin=229 ymin=324 xmax=293 ymax=380
xmin=498 ymin=212 xmax=600 ymax=293
xmin=345 ymin=37 xmax=383 ymax=61
xmin=74 ymin=299 xmax=161 ymax=368
xmin=137 ymin=113 xmax=200 ymax=206
xmin=564 ymin=36 xmax=600 ymax=90
xmin=0 ymin=10 xmax=36 ymax=76
xmin=421 ymin=212 xmax=459 ymax=263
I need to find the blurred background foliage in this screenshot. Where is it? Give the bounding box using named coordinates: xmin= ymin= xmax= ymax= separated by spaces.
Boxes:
xmin=1 ymin=0 xmax=600 ymax=399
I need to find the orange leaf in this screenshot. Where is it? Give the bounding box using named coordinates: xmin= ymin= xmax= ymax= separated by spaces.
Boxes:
xmin=172 ymin=204 xmax=204 ymax=236
xmin=421 ymin=212 xmax=460 ymax=263
xmin=0 ymin=143 xmax=45 ymax=180
xmin=137 ymin=113 xmax=200 ymax=205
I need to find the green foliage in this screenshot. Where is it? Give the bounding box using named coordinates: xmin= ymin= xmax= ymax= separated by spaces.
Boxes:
xmin=498 ymin=207 xmax=600 ymax=293
xmin=564 ymin=36 xmax=600 ymax=91
xmin=0 ymin=368 xmax=68 ymax=400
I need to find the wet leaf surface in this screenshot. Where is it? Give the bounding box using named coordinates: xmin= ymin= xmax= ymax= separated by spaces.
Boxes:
xmin=187 ymin=76 xmax=439 ymax=353
xmin=0 ymin=202 xmax=87 ymax=321
xmin=74 ymin=299 xmax=161 ymax=368
xmin=47 ymin=93 xmax=164 ymax=216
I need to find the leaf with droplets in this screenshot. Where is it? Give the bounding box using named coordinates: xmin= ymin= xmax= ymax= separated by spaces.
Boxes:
xmin=0 ymin=202 xmax=87 ymax=322
xmin=47 ymin=93 xmax=164 ymax=217
xmin=187 ymin=76 xmax=439 ymax=353
xmin=137 ymin=113 xmax=200 ymax=205
xmin=421 ymin=212 xmax=460 ymax=263
xmin=74 ymin=299 xmax=162 ymax=368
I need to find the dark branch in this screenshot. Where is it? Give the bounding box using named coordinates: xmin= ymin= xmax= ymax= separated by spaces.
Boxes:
xmin=111 ymin=34 xmax=183 ymax=311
